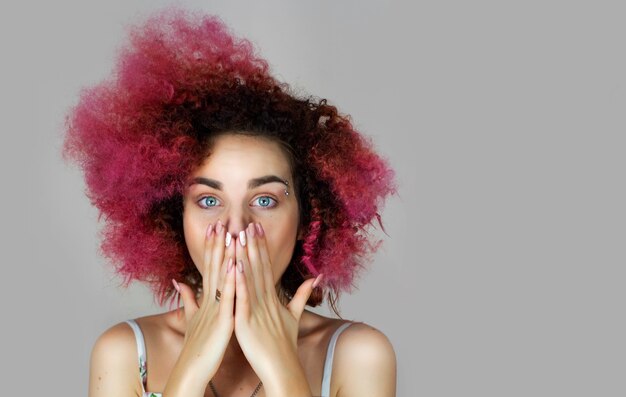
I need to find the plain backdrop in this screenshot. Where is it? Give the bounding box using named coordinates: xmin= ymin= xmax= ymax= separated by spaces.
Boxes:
xmin=1 ymin=0 xmax=625 ymax=396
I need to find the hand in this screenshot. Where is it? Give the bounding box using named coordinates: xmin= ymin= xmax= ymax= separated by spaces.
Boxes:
xmin=233 ymin=222 xmax=323 ymax=390
xmin=171 ymin=220 xmax=236 ymax=385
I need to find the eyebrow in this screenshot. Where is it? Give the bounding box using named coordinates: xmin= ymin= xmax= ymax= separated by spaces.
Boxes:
xmin=189 ymin=175 xmax=289 ymax=190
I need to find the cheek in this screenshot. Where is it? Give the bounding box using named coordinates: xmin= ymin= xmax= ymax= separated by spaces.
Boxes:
xmin=266 ymin=225 xmax=298 ymax=282
xmin=183 ymin=211 xmax=205 ymax=271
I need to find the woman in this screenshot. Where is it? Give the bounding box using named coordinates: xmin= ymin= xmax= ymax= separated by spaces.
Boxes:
xmin=63 ymin=6 xmax=397 ymax=397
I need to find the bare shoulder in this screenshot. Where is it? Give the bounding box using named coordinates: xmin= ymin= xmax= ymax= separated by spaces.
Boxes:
xmin=333 ymin=322 xmax=397 ymax=397
xmin=89 ymin=321 xmax=142 ymax=397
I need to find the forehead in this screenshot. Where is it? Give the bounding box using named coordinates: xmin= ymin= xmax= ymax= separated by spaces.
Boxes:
xmin=192 ymin=134 xmax=292 ymax=177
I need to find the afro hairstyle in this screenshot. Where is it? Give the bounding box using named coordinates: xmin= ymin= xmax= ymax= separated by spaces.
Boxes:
xmin=62 ymin=6 xmax=397 ymax=314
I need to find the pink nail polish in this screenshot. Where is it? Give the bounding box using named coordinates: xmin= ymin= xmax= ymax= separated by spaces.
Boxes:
xmin=239 ymin=230 xmax=246 ymax=246
xmin=172 ymin=279 xmax=181 ymax=292
xmin=255 ymin=223 xmax=264 ymax=237
xmin=216 ymin=220 xmax=223 ymax=233
xmin=312 ymin=274 xmax=324 ymax=288
xmin=206 ymin=224 xmax=214 ymax=238
xmin=237 ymin=259 xmax=243 ymax=273
xmin=248 ymin=222 xmax=255 ymax=238
xmin=227 ymin=258 xmax=234 ymax=273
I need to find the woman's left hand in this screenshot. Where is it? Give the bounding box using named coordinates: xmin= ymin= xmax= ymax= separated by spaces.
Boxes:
xmin=234 ymin=222 xmax=322 ymax=396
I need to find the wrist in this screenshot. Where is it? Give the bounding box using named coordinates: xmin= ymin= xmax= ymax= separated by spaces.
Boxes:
xmin=162 ymin=369 xmax=207 ymax=397
xmin=164 ymin=350 xmax=216 ymax=396
xmin=263 ymin=363 xmax=312 ymax=397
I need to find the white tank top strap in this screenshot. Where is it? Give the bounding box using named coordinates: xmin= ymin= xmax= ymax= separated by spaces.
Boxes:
xmin=320 ymin=321 xmax=356 ymax=397
xmin=124 ymin=319 xmax=148 ymax=394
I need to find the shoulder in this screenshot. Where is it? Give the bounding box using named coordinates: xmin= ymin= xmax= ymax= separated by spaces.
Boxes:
xmin=89 ymin=321 xmax=142 ymax=397
xmin=333 ymin=322 xmax=397 ymax=397
xmin=91 ymin=321 xmax=138 ymax=364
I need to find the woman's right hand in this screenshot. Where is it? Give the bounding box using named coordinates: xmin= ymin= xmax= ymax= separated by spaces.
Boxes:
xmin=165 ymin=220 xmax=237 ymax=393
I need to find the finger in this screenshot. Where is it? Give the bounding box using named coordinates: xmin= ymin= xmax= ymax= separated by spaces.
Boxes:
xmin=236 ymin=232 xmax=257 ymax=305
xmin=173 ymin=279 xmax=199 ymax=324
xmin=215 ymin=229 xmax=237 ymax=305
xmin=243 ymin=223 xmax=266 ymax=296
xmin=254 ymin=223 xmax=275 ymax=294
xmin=287 ymin=274 xmax=323 ymax=322
xmin=201 ymin=223 xmax=216 ymax=298
xmin=218 ymin=257 xmax=236 ymax=319
xmin=235 ymin=258 xmax=251 ymax=317
xmin=206 ymin=220 xmax=227 ymax=304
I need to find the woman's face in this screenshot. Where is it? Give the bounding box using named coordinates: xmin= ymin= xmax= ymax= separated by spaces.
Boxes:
xmin=182 ymin=133 xmax=301 ymax=290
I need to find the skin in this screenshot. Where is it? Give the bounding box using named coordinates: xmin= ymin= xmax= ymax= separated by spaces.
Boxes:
xmin=88 ymin=133 xmax=397 ymax=397
xmin=183 ymin=132 xmax=302 ymax=312
xmin=177 ymin=133 xmax=311 ymax=394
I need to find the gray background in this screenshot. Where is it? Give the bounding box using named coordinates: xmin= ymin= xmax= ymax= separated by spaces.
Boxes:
xmin=1 ymin=0 xmax=624 ymax=396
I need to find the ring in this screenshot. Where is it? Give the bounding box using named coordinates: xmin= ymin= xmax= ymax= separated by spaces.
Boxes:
xmin=215 ymin=289 xmax=221 ymax=302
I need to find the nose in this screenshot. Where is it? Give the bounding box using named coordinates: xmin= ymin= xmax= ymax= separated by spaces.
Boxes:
xmin=222 ymin=207 xmax=254 ymax=239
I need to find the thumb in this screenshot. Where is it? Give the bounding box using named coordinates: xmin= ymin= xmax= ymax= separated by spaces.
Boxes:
xmin=172 ymin=279 xmax=199 ymax=324
xmin=287 ymin=274 xmax=324 ymax=322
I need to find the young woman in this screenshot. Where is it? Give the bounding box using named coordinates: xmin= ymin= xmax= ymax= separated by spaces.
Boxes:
xmin=63 ymin=6 xmax=397 ymax=397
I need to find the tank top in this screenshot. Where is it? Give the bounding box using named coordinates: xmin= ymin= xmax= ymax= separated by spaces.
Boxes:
xmin=125 ymin=319 xmax=355 ymax=397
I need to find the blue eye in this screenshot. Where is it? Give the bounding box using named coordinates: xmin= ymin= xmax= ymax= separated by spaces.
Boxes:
xmin=197 ymin=195 xmax=276 ymax=209
xmin=198 ymin=196 xmax=220 ymax=208
xmin=253 ymin=196 xmax=277 ymax=208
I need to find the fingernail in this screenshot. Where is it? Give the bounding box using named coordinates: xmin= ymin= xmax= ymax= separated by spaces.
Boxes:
xmin=237 ymin=259 xmax=243 ymax=273
xmin=248 ymin=222 xmax=255 ymax=238
xmin=255 ymin=222 xmax=264 ymax=237
xmin=227 ymin=257 xmax=234 ymax=273
xmin=216 ymin=220 xmax=223 ymax=233
xmin=312 ymin=274 xmax=324 ymax=288
xmin=172 ymin=279 xmax=181 ymax=292
xmin=206 ymin=224 xmax=214 ymax=238
xmin=239 ymin=230 xmax=246 ymax=246
xmin=225 ymin=232 xmax=232 ymax=247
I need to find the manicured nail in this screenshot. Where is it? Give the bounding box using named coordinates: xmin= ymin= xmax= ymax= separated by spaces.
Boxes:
xmin=312 ymin=274 xmax=324 ymax=288
xmin=227 ymin=258 xmax=234 ymax=273
xmin=255 ymin=223 xmax=264 ymax=237
xmin=248 ymin=222 xmax=255 ymax=238
xmin=225 ymin=232 xmax=232 ymax=247
xmin=216 ymin=220 xmax=223 ymax=233
xmin=239 ymin=230 xmax=247 ymax=246
xmin=237 ymin=259 xmax=243 ymax=273
xmin=172 ymin=279 xmax=181 ymax=292
xmin=206 ymin=224 xmax=214 ymax=238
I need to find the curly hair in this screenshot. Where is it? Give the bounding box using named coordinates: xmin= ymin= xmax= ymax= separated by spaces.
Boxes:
xmin=62 ymin=6 xmax=397 ymax=315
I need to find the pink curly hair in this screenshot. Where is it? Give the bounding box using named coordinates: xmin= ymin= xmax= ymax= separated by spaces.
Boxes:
xmin=62 ymin=6 xmax=397 ymax=314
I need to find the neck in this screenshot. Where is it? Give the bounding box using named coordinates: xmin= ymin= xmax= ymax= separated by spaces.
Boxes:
xmin=223 ymin=333 xmax=247 ymax=365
